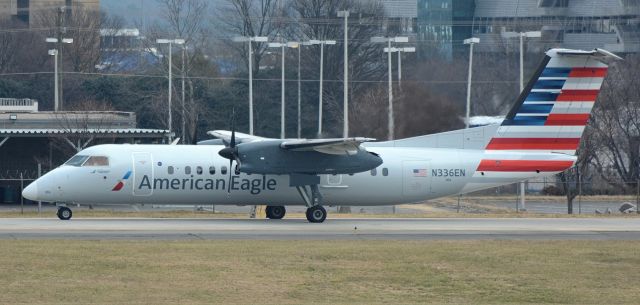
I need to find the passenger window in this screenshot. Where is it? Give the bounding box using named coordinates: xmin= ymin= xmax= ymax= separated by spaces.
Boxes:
xmin=185 ymin=166 xmax=191 ymax=175
xmin=371 ymin=168 xmax=377 ymax=176
xmin=209 ymin=166 xmax=215 ymax=175
xmin=382 ymin=168 xmax=389 ymax=176
xmin=64 ymin=155 xmax=89 ymax=167
xmin=196 ymin=166 xmax=203 ymax=175
xmin=221 ymin=166 xmax=228 ymax=175
xmin=83 ymin=156 xmax=109 ymax=167
xmin=168 ymin=166 xmax=174 ymax=175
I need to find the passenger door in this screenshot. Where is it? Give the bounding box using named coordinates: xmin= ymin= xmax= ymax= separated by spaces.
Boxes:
xmin=132 ymin=152 xmax=153 ymax=196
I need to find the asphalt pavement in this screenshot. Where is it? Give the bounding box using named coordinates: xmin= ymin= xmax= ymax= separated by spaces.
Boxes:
xmin=0 ymin=218 xmax=639 ymax=240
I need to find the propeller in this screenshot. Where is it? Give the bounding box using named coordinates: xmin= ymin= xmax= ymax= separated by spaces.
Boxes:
xmin=218 ymin=110 xmax=240 ymax=193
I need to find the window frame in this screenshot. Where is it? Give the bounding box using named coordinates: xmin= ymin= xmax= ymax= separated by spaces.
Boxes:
xmin=64 ymin=155 xmax=89 ymax=167
xmin=82 ymin=156 xmax=110 ymax=167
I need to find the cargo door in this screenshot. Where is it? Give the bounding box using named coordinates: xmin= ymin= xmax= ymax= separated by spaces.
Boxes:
xmin=402 ymin=161 xmax=431 ymax=198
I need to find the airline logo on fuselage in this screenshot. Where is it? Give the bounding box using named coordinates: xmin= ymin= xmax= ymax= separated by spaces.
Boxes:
xmin=137 ymin=175 xmax=277 ymax=195
xmin=112 ymin=171 xmax=132 ymax=191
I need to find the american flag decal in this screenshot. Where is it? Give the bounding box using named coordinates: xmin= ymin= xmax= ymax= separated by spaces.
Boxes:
xmin=413 ymin=169 xmax=427 ymax=177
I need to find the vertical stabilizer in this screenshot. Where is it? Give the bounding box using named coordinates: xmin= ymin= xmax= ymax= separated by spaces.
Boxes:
xmin=486 ymin=48 xmax=620 ymax=155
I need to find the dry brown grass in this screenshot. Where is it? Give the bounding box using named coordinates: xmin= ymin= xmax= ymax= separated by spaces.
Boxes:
xmin=0 ymin=240 xmax=638 ymax=305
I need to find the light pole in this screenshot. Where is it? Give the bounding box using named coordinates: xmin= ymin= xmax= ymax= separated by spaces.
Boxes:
xmin=157 ymin=38 xmax=185 ymax=142
xmin=47 ymin=49 xmax=59 ymax=111
xmin=305 ymin=39 xmax=337 ymax=138
xmin=296 ymin=42 xmax=302 ymax=139
xmin=233 ymin=36 xmax=269 ymax=135
xmin=46 ymin=37 xmax=72 ymax=111
xmin=338 ymin=10 xmax=349 ymax=138
xmin=502 ymin=31 xmax=542 ymax=92
xmin=181 ymin=44 xmax=187 ymax=144
xmin=463 ymin=37 xmax=480 ymax=129
xmin=502 ymin=31 xmax=541 ymax=211
xmin=384 ymin=47 xmax=415 ymax=87
xmin=372 ymin=36 xmax=409 ymax=140
xmin=268 ymin=41 xmax=298 ymax=139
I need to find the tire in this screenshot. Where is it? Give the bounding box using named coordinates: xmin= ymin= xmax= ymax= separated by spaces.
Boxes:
xmin=57 ymin=207 xmax=72 ymax=220
xmin=268 ymin=206 xmax=285 ymax=220
xmin=305 ymin=206 xmax=326 ymax=223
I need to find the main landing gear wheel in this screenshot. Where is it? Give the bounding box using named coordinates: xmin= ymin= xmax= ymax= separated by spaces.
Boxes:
xmin=265 ymin=206 xmax=286 ymax=220
xmin=306 ymin=206 xmax=327 ymax=223
xmin=57 ymin=207 xmax=72 ymax=220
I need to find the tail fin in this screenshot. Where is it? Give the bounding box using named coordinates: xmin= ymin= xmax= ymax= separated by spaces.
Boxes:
xmin=486 ymin=48 xmax=621 ymax=155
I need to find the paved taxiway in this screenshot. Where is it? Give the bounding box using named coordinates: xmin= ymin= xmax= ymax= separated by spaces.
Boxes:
xmin=0 ymin=218 xmax=639 ymax=240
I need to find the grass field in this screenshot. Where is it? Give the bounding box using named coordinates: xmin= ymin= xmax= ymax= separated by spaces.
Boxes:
xmin=0 ymin=240 xmax=639 ymax=305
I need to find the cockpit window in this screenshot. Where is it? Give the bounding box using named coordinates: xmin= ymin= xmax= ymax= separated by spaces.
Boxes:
xmin=82 ymin=156 xmax=109 ymax=167
xmin=64 ymin=155 xmax=89 ymax=167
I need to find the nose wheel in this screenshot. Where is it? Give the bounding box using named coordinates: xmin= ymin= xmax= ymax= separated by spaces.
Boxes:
xmin=57 ymin=206 xmax=73 ymax=220
xmin=306 ymin=206 xmax=327 ymax=223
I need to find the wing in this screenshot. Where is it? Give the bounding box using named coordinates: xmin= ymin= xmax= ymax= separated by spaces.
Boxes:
xmin=207 ymin=130 xmax=269 ymax=144
xmin=281 ymin=137 xmax=376 ymax=155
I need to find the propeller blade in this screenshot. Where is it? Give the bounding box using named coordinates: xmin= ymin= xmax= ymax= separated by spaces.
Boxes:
xmin=230 ymin=109 xmax=236 ymax=148
xmin=227 ymin=159 xmax=233 ymax=194
xmin=219 ymin=108 xmax=237 ymax=160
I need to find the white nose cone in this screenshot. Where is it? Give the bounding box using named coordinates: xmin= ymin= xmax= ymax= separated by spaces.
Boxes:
xmin=22 ymin=181 xmax=38 ymax=201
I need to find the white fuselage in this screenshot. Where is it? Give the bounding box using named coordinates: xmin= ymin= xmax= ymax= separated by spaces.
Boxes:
xmin=26 ymin=144 xmax=575 ymax=206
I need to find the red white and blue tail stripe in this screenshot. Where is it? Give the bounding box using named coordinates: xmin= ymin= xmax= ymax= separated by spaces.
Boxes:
xmin=486 ymin=48 xmax=619 ymax=156
xmin=472 ymin=49 xmax=620 ymax=179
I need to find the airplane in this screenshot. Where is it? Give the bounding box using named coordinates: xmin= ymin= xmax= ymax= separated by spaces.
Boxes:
xmin=22 ymin=48 xmax=621 ymax=223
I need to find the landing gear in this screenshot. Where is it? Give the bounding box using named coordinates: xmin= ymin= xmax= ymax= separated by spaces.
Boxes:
xmin=57 ymin=206 xmax=72 ymax=220
xmin=296 ymin=184 xmax=328 ymax=223
xmin=306 ymin=206 xmax=327 ymax=223
xmin=265 ymin=206 xmax=286 ymax=220
xmin=290 ymin=174 xmax=328 ymax=223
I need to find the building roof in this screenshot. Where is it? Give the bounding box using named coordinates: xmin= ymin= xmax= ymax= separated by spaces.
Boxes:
xmin=0 ymin=128 xmax=170 ymax=138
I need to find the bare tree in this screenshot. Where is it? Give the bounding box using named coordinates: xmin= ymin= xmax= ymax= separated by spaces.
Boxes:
xmin=143 ymin=0 xmax=210 ymax=144
xmin=558 ymin=128 xmax=598 ymax=214
xmin=590 ymin=55 xmax=640 ymax=185
xmin=0 ymin=20 xmax=23 ymax=73
xmin=36 ymin=7 xmax=123 ymax=73
xmin=216 ymin=0 xmax=284 ymax=76
xmin=51 ymin=100 xmax=118 ymax=155
xmin=291 ymin=0 xmax=388 ymax=137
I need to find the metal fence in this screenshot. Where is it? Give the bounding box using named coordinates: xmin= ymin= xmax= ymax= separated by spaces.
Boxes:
xmin=461 ymin=180 xmax=640 ymax=215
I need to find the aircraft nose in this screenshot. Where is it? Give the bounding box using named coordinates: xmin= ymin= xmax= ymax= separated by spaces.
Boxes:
xmin=22 ymin=181 xmax=39 ymax=201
